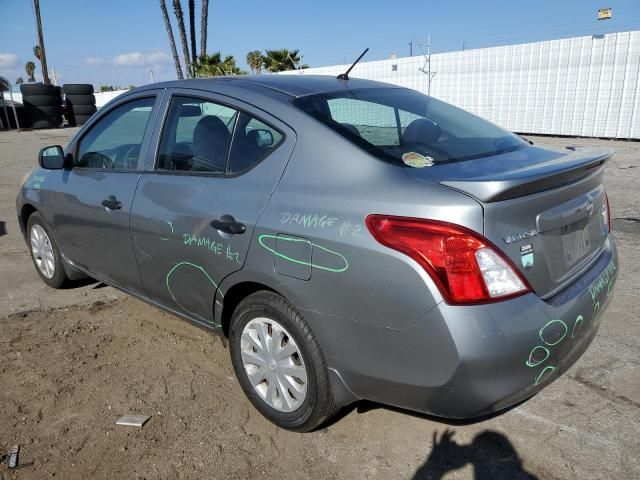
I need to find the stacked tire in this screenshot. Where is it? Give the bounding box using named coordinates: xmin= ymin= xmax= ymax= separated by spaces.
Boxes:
xmin=63 ymin=84 xmax=96 ymax=127
xmin=20 ymin=83 xmax=63 ymax=129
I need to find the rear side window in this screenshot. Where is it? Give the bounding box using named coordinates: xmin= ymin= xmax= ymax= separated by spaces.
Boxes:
xmin=157 ymin=96 xmax=238 ymax=173
xmin=75 ymin=97 xmax=154 ymax=170
xmin=157 ymin=96 xmax=283 ymax=174
xmin=294 ymin=88 xmax=525 ymax=166
xmin=228 ymin=113 xmax=283 ymax=173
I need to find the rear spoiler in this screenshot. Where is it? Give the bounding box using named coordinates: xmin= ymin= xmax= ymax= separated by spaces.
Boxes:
xmin=440 ymin=147 xmax=613 ymax=203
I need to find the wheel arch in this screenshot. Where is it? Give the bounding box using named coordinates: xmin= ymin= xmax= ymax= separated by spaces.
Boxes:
xmin=219 ymin=281 xmax=277 ymax=337
xmin=19 ymin=203 xmax=38 ymax=238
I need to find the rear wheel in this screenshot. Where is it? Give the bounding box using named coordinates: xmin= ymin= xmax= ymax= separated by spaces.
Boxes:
xmin=229 ymin=291 xmax=336 ymax=431
xmin=27 ymin=212 xmax=68 ymax=288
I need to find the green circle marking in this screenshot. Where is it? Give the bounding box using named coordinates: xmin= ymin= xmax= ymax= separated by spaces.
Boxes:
xmin=534 ymin=365 xmax=556 ymax=386
xmin=165 ymin=261 xmax=221 ymax=327
xmin=571 ymin=315 xmax=584 ymax=338
xmin=525 ymin=345 xmax=550 ymax=368
xmin=539 ymin=319 xmax=568 ymax=346
xmin=258 ymin=234 xmax=349 ymax=273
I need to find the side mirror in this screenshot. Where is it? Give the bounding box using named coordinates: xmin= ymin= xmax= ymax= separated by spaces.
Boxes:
xmin=38 ymin=145 xmax=65 ymax=170
xmin=254 ymin=129 xmax=274 ymax=147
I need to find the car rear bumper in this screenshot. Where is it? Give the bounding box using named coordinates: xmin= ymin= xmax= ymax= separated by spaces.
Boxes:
xmin=319 ymin=237 xmax=618 ymax=418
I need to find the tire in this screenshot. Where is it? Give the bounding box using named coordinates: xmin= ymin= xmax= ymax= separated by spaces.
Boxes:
xmin=71 ymin=104 xmax=97 ymax=115
xmin=31 ymin=117 xmax=62 ymax=129
xmin=21 ymin=94 xmax=61 ymax=106
xmin=229 ymin=291 xmax=336 ymax=432
xmin=20 ymin=82 xmax=58 ymax=96
xmin=27 ymin=212 xmax=68 ymax=288
xmin=63 ymin=84 xmax=94 ymax=95
xmin=65 ymin=94 xmax=95 ymax=105
xmin=24 ymin=105 xmax=61 ymax=116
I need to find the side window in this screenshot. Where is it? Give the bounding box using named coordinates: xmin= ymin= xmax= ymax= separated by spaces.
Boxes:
xmin=327 ymin=98 xmax=399 ymax=146
xmin=157 ymin=96 xmax=238 ymax=173
xmin=227 ymin=112 xmax=283 ymax=173
xmin=75 ymin=97 xmax=154 ymax=170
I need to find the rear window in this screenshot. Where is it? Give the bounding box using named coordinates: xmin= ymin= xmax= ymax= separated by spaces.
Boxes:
xmin=293 ymin=88 xmax=525 ymax=166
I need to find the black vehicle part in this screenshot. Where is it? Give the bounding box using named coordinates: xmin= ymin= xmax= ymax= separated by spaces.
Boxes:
xmin=21 ymin=94 xmax=61 ymax=106
xmin=20 ymin=82 xmax=57 ymax=96
xmin=71 ymin=104 xmax=97 ymax=115
xmin=62 ymin=83 xmax=94 ymax=95
xmin=65 ymin=94 xmax=96 ymax=105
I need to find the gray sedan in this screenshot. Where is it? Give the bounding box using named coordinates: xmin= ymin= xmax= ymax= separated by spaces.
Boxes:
xmin=17 ymin=75 xmax=617 ymax=431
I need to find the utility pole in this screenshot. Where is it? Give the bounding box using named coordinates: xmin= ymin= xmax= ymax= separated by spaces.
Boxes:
xmin=409 ymin=41 xmax=413 ymax=57
xmin=150 ymin=70 xmax=155 ymax=83
xmin=418 ymin=34 xmax=436 ymax=96
xmin=462 ymin=41 xmax=467 ymax=51
xmin=427 ymin=34 xmax=431 ymax=95
xmin=33 ymin=0 xmax=50 ymax=84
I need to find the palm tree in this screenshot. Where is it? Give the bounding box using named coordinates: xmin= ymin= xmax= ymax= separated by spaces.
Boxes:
xmin=159 ymin=0 xmax=183 ymax=79
xmin=262 ymin=49 xmax=308 ymax=72
xmin=193 ymin=52 xmax=245 ymax=77
xmin=188 ymin=0 xmax=197 ymax=71
xmin=200 ymin=0 xmax=209 ymax=58
xmin=172 ymin=0 xmax=192 ymax=78
xmin=25 ymin=62 xmax=36 ymax=82
xmin=246 ymin=50 xmax=262 ymax=75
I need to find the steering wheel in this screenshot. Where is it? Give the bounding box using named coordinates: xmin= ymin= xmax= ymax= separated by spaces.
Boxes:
xmin=122 ymin=144 xmax=141 ymax=169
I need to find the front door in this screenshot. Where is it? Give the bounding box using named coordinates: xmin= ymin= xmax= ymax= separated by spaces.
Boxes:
xmin=130 ymin=90 xmax=295 ymax=325
xmin=52 ymin=94 xmax=161 ymax=292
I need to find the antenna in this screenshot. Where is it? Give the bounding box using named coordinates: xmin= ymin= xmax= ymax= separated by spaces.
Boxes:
xmin=337 ymin=48 xmax=369 ymax=80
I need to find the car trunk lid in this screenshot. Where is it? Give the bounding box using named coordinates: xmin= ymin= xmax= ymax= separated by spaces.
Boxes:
xmin=406 ymin=145 xmax=613 ymax=298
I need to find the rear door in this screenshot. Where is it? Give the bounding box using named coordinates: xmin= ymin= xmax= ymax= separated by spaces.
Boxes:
xmin=52 ymin=93 xmax=162 ymax=292
xmin=130 ymin=88 xmax=295 ymax=325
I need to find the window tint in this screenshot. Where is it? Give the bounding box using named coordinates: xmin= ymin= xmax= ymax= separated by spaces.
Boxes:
xmin=75 ymin=97 xmax=154 ymax=170
xmin=294 ymin=88 xmax=525 ymax=166
xmin=157 ymin=96 xmax=283 ymax=175
xmin=327 ymin=98 xmax=399 ymax=146
xmin=157 ymin=96 xmax=238 ymax=173
xmin=227 ymin=112 xmax=283 ymax=173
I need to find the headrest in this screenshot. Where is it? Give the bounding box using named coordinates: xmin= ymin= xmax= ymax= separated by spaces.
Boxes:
xmin=402 ymin=118 xmax=441 ymax=144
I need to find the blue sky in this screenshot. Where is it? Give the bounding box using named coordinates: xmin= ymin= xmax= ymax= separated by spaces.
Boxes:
xmin=1 ymin=0 xmax=638 ymax=89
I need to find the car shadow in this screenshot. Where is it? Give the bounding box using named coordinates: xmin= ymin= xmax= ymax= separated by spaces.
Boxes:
xmin=412 ymin=429 xmax=538 ymax=479
xmin=0 ymin=221 xmax=6 ymax=237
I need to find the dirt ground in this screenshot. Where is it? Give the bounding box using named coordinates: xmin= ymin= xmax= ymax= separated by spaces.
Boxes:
xmin=1 ymin=130 xmax=639 ymax=480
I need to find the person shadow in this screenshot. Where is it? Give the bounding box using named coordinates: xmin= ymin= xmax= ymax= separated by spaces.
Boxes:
xmin=412 ymin=429 xmax=538 ymax=480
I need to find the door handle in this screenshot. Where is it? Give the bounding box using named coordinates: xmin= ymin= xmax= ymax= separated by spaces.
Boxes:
xmin=211 ymin=215 xmax=246 ymax=235
xmin=101 ymin=195 xmax=122 ymax=210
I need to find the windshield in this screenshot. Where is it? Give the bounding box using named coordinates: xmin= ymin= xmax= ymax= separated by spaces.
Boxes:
xmin=293 ymin=87 xmax=526 ymax=166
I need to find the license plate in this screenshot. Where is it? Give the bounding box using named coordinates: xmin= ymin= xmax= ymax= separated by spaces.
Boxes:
xmin=562 ymin=227 xmax=591 ymax=265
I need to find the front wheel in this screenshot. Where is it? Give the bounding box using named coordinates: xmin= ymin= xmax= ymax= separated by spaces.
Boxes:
xmin=229 ymin=291 xmax=336 ymax=432
xmin=27 ymin=212 xmax=68 ymax=289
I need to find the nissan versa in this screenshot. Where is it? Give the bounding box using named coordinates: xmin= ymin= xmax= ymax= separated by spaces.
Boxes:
xmin=17 ymin=75 xmax=617 ymax=432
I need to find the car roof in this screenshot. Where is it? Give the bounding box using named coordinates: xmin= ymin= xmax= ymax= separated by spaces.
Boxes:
xmin=138 ymin=75 xmax=401 ymax=98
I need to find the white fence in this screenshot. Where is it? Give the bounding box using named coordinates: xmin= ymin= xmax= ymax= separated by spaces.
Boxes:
xmin=282 ymin=31 xmax=640 ymax=139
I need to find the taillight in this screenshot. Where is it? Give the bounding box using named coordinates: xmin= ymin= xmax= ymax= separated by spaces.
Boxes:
xmin=365 ymin=215 xmax=531 ymax=305
xmin=603 ymin=193 xmax=611 ymax=233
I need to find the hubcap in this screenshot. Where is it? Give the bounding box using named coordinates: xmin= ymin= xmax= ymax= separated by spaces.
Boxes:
xmin=240 ymin=317 xmax=308 ymax=412
xmin=30 ymin=224 xmax=55 ymax=279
